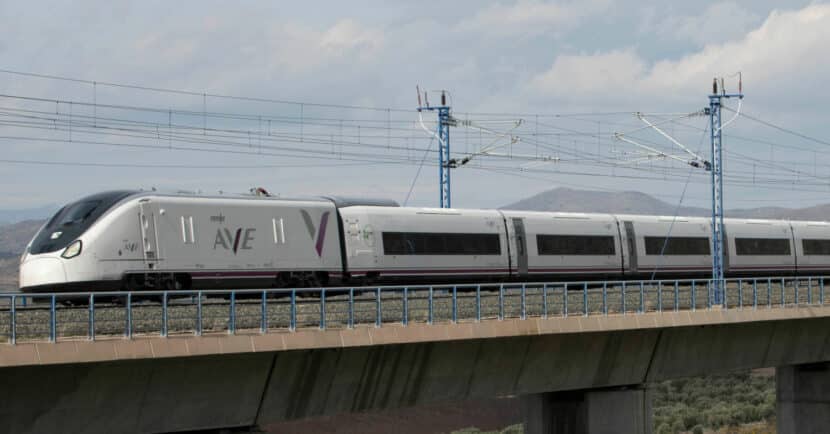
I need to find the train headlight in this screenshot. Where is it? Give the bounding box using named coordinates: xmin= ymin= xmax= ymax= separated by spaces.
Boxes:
xmin=61 ymin=240 xmax=82 ymax=259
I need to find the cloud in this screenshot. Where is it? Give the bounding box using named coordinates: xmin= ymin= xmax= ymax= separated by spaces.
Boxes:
xmin=319 ymin=19 xmax=384 ymax=55
xmin=528 ymin=4 xmax=830 ymax=107
xmin=653 ymin=2 xmax=761 ymax=47
xmin=456 ymin=0 xmax=611 ymax=37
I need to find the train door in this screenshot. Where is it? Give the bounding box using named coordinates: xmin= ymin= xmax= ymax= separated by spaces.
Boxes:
xmin=624 ymin=221 xmax=638 ymax=273
xmin=512 ymin=218 xmax=528 ymax=276
xmin=139 ymin=200 xmax=160 ymax=269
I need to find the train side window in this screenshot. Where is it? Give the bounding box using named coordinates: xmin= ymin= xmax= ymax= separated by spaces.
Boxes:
xmin=644 ymin=236 xmax=710 ymax=255
xmin=802 ymin=239 xmax=830 ymax=255
xmin=536 ymin=235 xmax=615 ymax=255
xmin=382 ymin=232 xmax=501 ymax=255
xmin=735 ymin=238 xmax=791 ymax=255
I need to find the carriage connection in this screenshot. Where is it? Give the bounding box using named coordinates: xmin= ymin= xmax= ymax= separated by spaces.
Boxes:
xmin=17 ymin=189 xmax=830 ymax=293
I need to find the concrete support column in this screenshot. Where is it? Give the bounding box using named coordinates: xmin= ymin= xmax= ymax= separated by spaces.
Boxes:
xmin=521 ymin=387 xmax=651 ymax=434
xmin=777 ymin=362 xmax=830 ymax=434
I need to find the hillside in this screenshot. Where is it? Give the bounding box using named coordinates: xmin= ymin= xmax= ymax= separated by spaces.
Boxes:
xmin=0 ymin=220 xmax=44 ymax=290
xmin=504 ymin=187 xmax=830 ymax=221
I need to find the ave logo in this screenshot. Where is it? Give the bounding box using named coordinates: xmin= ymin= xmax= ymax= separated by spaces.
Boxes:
xmin=213 ymin=227 xmax=255 ymax=254
xmin=300 ymin=210 xmax=330 ymax=257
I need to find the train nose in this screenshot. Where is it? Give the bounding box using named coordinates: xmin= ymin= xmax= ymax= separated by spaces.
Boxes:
xmin=19 ymin=257 xmax=67 ymax=290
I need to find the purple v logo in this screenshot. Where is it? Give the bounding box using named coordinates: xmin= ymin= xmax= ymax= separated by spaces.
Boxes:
xmin=300 ymin=210 xmax=330 ymax=257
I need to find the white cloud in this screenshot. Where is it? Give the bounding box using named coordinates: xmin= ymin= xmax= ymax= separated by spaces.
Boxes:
xmin=319 ymin=19 xmax=384 ymax=55
xmin=654 ymin=2 xmax=761 ymax=47
xmin=528 ymin=4 xmax=830 ymax=106
xmin=456 ymin=0 xmax=611 ymax=36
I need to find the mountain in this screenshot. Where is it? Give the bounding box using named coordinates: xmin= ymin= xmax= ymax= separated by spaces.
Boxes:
xmin=503 ymin=188 xmax=710 ymax=216
xmin=503 ymin=187 xmax=830 ymax=221
xmin=0 ymin=220 xmax=44 ymax=290
xmin=0 ymin=204 xmax=56 ymax=225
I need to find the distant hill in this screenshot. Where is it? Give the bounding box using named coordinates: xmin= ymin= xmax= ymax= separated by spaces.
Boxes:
xmin=503 ymin=188 xmax=710 ymax=216
xmin=0 ymin=204 xmax=56 ymax=225
xmin=503 ymin=187 xmax=830 ymax=221
xmin=0 ymin=220 xmax=44 ymax=290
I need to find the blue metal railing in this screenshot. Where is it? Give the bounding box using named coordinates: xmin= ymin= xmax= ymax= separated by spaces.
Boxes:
xmin=0 ymin=276 xmax=827 ymax=344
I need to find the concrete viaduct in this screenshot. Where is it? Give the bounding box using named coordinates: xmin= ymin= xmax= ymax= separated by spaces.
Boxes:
xmin=2 ymin=305 xmax=830 ymax=433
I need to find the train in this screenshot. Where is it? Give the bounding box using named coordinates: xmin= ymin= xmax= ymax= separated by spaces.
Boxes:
xmin=17 ymin=189 xmax=830 ymax=293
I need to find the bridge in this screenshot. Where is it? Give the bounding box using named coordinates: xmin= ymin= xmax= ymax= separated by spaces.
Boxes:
xmin=2 ymin=277 xmax=830 ymax=434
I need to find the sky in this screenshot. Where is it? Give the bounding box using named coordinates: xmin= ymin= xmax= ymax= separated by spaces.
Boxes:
xmin=1 ymin=0 xmax=829 ymax=212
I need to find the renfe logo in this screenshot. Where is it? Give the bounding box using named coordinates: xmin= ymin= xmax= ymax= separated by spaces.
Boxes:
xmin=300 ymin=210 xmax=330 ymax=257
xmin=213 ymin=228 xmax=255 ymax=254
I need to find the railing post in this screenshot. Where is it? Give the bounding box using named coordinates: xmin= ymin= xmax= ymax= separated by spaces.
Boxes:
xmin=428 ymin=286 xmax=434 ymax=324
xmin=639 ymin=281 xmax=644 ymax=313
xmin=621 ymin=281 xmax=626 ymax=314
xmin=499 ymin=284 xmax=507 ymax=320
xmin=795 ymin=279 xmax=800 ymax=307
xmin=87 ymin=293 xmax=95 ymax=340
xmin=542 ymin=284 xmax=548 ymax=318
xmin=563 ymin=283 xmax=568 ymax=317
xmin=520 ymin=284 xmax=526 ymax=320
xmin=261 ymin=290 xmax=268 ymax=333
xmin=706 ymin=279 xmax=715 ymax=309
xmin=674 ymin=281 xmax=679 ymax=311
xmin=583 ymin=282 xmax=588 ymax=316
xmin=808 ymin=277 xmax=813 ymax=305
xmin=657 ymin=281 xmax=663 ymax=312
xmin=822 ymin=277 xmax=825 ymax=305
xmin=602 ymin=282 xmax=607 ymax=315
xmin=125 ymin=292 xmax=132 ymax=339
xmin=453 ymin=286 xmax=459 ymax=323
xmin=49 ymin=294 xmax=56 ymax=342
xmin=720 ymin=279 xmax=729 ymax=309
xmin=767 ymin=278 xmax=772 ymax=309
xmin=403 ymin=287 xmax=409 ymax=326
xmin=691 ymin=280 xmax=696 ymax=311
xmin=753 ymin=279 xmax=758 ymax=309
xmin=475 ymin=285 xmax=481 ymax=322
xmin=10 ymin=295 xmax=16 ymax=345
xmin=348 ymin=288 xmax=354 ymax=329
xmin=161 ymin=292 xmax=167 ymax=338
xmin=738 ymin=279 xmax=743 ymax=309
xmin=376 ymin=287 xmax=382 ymax=328
xmin=320 ymin=288 xmax=326 ymax=330
xmin=196 ymin=291 xmax=203 ymax=336
xmin=781 ymin=277 xmax=786 ymax=307
xmin=229 ymin=291 xmax=236 ymax=335
xmin=290 ymin=289 xmax=296 ymax=331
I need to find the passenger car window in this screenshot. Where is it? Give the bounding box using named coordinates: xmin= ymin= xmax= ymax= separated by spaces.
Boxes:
xmin=735 ymin=238 xmax=790 ymax=255
xmin=536 ymin=235 xmax=615 ymax=255
xmin=644 ymin=236 xmax=710 ymax=255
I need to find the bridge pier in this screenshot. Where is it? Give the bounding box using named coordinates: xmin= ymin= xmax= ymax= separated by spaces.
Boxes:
xmin=521 ymin=386 xmax=652 ymax=434
xmin=777 ymin=362 xmax=830 ymax=434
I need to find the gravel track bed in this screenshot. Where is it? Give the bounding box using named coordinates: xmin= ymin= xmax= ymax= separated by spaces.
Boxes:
xmin=0 ymin=279 xmax=824 ymax=343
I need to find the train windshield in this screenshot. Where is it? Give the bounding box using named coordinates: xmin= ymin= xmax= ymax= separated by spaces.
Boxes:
xmin=29 ymin=190 xmax=136 ymax=254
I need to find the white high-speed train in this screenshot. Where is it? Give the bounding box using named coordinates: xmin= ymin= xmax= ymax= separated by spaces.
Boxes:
xmin=18 ymin=190 xmax=830 ymax=293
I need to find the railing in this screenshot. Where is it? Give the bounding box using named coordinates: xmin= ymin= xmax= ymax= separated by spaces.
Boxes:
xmin=0 ymin=276 xmax=826 ymax=344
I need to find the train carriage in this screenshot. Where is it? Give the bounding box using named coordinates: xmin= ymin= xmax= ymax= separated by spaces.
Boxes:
xmin=337 ymin=206 xmax=510 ymax=282
xmin=723 ymin=218 xmax=795 ymax=276
xmin=787 ymin=221 xmax=830 ymax=275
xmin=500 ymin=211 xmax=623 ymax=279
xmin=618 ymin=214 xmax=713 ymax=277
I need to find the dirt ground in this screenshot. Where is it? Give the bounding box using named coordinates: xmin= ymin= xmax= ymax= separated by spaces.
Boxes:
xmin=261 ymin=397 xmax=522 ymax=434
